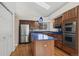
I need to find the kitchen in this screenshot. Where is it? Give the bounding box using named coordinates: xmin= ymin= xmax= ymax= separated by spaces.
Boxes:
xmin=14 ymin=3 xmax=79 ymax=56
xmin=17 ymin=11 xmax=77 ymax=56
xmin=0 ymin=2 xmax=79 ymax=56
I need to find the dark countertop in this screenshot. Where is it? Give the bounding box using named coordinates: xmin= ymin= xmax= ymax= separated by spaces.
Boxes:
xmin=31 ymin=32 xmax=57 ymax=41
xmin=30 ymin=31 xmax=63 ymax=35
xmin=45 ymin=32 xmax=63 ymax=35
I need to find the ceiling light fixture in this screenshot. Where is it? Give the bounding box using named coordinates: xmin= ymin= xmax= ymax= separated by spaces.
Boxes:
xmin=35 ymin=2 xmax=50 ymax=10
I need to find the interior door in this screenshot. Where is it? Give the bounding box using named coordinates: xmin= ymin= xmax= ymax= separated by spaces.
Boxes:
xmin=0 ymin=4 xmax=13 ymax=56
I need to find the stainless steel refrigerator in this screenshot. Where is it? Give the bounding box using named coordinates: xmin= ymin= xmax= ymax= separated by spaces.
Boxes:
xmin=20 ymin=24 xmax=30 ymax=44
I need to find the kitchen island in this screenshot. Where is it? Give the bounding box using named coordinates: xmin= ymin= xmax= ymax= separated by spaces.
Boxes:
xmin=30 ymin=32 xmax=57 ymax=56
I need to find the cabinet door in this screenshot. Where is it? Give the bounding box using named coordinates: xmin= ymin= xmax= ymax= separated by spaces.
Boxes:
xmin=62 ymin=12 xmax=68 ymax=21
xmin=56 ymin=41 xmax=63 ymax=49
xmin=71 ymin=7 xmax=77 ymax=18
xmin=54 ymin=16 xmax=62 ymax=24
xmin=55 ymin=35 xmax=63 ymax=48
xmin=62 ymin=7 xmax=78 ymax=22
xmin=57 ymin=35 xmax=63 ymax=40
xmin=33 ymin=40 xmax=54 ymax=56
xmin=62 ymin=44 xmax=77 ymax=55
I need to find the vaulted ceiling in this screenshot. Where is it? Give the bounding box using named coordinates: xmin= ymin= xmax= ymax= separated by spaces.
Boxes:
xmin=16 ymin=2 xmax=68 ymax=19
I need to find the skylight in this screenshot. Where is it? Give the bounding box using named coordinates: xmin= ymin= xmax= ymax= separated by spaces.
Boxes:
xmin=35 ymin=2 xmax=50 ymax=10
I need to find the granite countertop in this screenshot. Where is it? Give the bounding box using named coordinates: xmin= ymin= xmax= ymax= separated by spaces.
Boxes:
xmin=30 ymin=31 xmax=63 ymax=35
xmin=31 ymin=32 xmax=57 ymax=41
xmin=45 ymin=32 xmax=63 ymax=35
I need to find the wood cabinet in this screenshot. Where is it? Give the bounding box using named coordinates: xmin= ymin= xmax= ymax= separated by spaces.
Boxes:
xmin=54 ymin=16 xmax=62 ymax=24
xmin=53 ymin=17 xmax=63 ymax=49
xmin=62 ymin=6 xmax=78 ymax=55
xmin=53 ymin=6 xmax=79 ymax=56
xmin=62 ymin=43 xmax=77 ymax=56
xmin=54 ymin=16 xmax=62 ymax=28
xmin=55 ymin=35 xmax=63 ymax=49
xmin=31 ymin=40 xmax=54 ymax=56
xmin=62 ymin=7 xmax=77 ymax=22
xmin=55 ymin=41 xmax=63 ymax=49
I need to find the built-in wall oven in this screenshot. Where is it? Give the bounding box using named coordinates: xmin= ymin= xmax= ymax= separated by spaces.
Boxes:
xmin=63 ymin=21 xmax=76 ymax=33
xmin=63 ymin=33 xmax=76 ymax=48
xmin=63 ymin=20 xmax=77 ymax=49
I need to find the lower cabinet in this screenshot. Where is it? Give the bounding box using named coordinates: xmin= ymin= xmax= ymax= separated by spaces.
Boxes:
xmin=54 ymin=34 xmax=77 ymax=55
xmin=31 ymin=40 xmax=54 ymax=56
xmin=55 ymin=41 xmax=63 ymax=49
xmin=62 ymin=44 xmax=77 ymax=56
xmin=55 ymin=35 xmax=63 ymax=49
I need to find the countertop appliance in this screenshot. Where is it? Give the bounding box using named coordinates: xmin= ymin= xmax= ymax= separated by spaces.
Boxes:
xmin=19 ymin=24 xmax=30 ymax=44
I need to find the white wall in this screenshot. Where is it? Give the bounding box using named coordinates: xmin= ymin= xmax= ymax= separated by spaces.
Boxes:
xmin=0 ymin=3 xmax=18 ymax=56
xmin=3 ymin=2 xmax=19 ymax=50
xmin=49 ymin=19 xmax=58 ymax=32
xmin=14 ymin=15 xmax=19 ymax=47
xmin=0 ymin=4 xmax=14 ymax=56
xmin=3 ymin=2 xmax=16 ymax=13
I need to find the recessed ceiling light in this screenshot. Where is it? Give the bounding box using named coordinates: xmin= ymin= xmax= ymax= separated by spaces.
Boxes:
xmin=35 ymin=2 xmax=50 ymax=10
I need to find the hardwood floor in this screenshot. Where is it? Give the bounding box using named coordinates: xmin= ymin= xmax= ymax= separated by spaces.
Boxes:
xmin=11 ymin=44 xmax=69 ymax=56
xmin=11 ymin=44 xmax=32 ymax=56
xmin=54 ymin=47 xmax=69 ymax=56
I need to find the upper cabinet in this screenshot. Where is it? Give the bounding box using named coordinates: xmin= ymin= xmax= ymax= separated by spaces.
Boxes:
xmin=53 ymin=16 xmax=62 ymax=28
xmin=55 ymin=16 xmax=62 ymax=24
xmin=62 ymin=7 xmax=78 ymax=22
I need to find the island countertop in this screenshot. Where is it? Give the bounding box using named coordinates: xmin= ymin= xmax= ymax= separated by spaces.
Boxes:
xmin=31 ymin=32 xmax=57 ymax=41
xmin=30 ymin=31 xmax=63 ymax=34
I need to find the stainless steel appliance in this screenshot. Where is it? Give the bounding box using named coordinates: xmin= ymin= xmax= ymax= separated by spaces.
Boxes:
xmin=63 ymin=20 xmax=77 ymax=49
xmin=20 ymin=24 xmax=30 ymax=44
xmin=54 ymin=23 xmax=62 ymax=28
xmin=63 ymin=33 xmax=76 ymax=48
xmin=63 ymin=21 xmax=76 ymax=33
